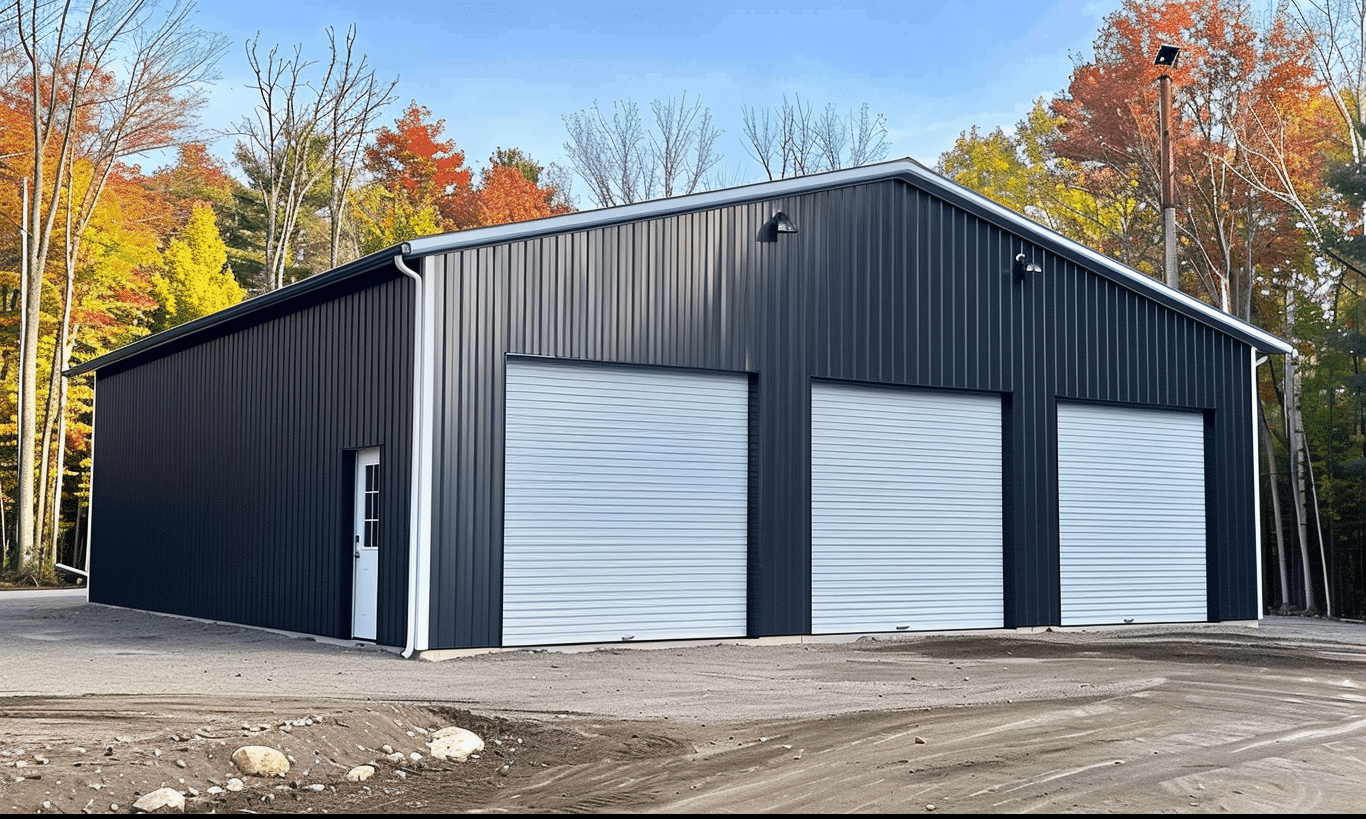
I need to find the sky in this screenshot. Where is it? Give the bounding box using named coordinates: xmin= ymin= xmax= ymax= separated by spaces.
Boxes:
xmin=183 ymin=0 xmax=1125 ymax=198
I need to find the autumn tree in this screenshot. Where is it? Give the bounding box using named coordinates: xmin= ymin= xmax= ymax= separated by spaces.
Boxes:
xmin=562 ymin=94 xmax=722 ymax=207
xmin=469 ymin=164 xmax=561 ymax=228
xmin=150 ymin=202 xmax=243 ymax=331
xmin=1 ymin=0 xmax=225 ymax=571
xmin=1288 ymin=0 xmax=1366 ymax=162
xmin=234 ymin=25 xmax=396 ymax=291
xmin=362 ymin=101 xmax=472 ymax=230
xmin=1049 ymin=0 xmax=1325 ymax=318
xmin=939 ymin=101 xmax=1159 ymax=272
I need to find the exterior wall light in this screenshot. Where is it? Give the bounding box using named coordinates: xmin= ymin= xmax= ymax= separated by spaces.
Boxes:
xmin=1014 ymin=253 xmax=1043 ymax=282
xmin=758 ymin=210 xmax=799 ymax=242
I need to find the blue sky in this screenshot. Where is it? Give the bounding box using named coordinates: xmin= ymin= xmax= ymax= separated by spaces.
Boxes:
xmin=186 ymin=1 xmax=1123 ymax=196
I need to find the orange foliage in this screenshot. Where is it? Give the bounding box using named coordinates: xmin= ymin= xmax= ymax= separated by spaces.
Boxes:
xmin=1050 ymin=0 xmax=1327 ymax=307
xmin=145 ymin=144 xmax=237 ymax=227
xmin=469 ymin=164 xmax=558 ymax=228
xmin=365 ymin=102 xmax=472 ymax=230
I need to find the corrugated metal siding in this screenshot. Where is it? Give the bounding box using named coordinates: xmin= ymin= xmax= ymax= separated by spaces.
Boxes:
xmin=89 ymin=272 xmax=414 ymax=644
xmin=426 ymin=178 xmax=1256 ymax=647
xmin=419 ymin=178 xmax=1257 ymax=647
xmin=502 ymin=358 xmax=748 ymax=645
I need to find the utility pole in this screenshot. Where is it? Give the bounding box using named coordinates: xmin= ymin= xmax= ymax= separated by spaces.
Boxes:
xmin=1155 ymin=44 xmax=1180 ymax=291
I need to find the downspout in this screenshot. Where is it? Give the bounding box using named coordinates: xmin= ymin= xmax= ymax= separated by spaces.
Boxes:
xmin=1253 ymin=352 xmax=1266 ymax=619
xmin=84 ymin=374 xmax=95 ymax=599
xmin=394 ymin=254 xmax=433 ymax=657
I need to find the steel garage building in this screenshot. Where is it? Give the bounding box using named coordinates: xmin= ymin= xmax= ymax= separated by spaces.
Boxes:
xmin=72 ymin=159 xmax=1292 ymax=654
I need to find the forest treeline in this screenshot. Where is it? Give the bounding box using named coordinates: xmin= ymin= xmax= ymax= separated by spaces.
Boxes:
xmin=2 ymin=0 xmax=1362 ymax=618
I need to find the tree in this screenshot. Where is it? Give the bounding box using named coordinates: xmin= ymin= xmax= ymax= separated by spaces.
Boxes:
xmin=1288 ymin=0 xmax=1366 ymax=163
xmin=562 ymin=94 xmax=721 ymax=207
xmin=1 ymin=0 xmax=225 ymax=571
xmin=149 ymin=202 xmax=243 ymax=331
xmin=363 ymin=101 xmax=472 ymax=231
xmin=485 ymin=147 xmax=575 ymax=217
xmin=145 ymin=144 xmax=237 ymax=225
xmin=233 ymin=25 xmax=396 ymax=291
xmin=741 ymin=95 xmax=890 ymax=180
xmin=349 ymin=183 xmax=443 ymax=255
xmin=469 ymin=163 xmax=560 ymax=228
xmin=938 ymin=101 xmax=1157 ymax=272
xmin=1051 ymin=0 xmax=1323 ymax=319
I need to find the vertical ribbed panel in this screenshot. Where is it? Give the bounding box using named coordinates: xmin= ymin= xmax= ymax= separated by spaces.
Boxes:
xmin=811 ymin=383 xmax=1003 ymax=633
xmin=412 ymin=177 xmax=1260 ymax=645
xmin=89 ymin=272 xmax=413 ymax=644
xmin=1058 ymin=403 xmax=1208 ymax=624
xmin=84 ymin=177 xmax=1265 ymax=650
xmin=502 ymin=359 xmax=748 ymax=645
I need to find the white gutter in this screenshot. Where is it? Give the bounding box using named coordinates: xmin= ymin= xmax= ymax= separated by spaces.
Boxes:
xmin=394 ymin=254 xmax=434 ymax=657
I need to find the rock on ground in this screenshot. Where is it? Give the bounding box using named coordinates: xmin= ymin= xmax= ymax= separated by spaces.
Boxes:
xmin=132 ymin=787 xmax=184 ymax=813
xmin=428 ymin=727 xmax=484 ymax=761
xmin=231 ymin=745 xmax=290 ymax=777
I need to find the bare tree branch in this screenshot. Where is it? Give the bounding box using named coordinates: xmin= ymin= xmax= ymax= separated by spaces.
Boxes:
xmin=234 ymin=24 xmax=396 ymax=288
xmin=741 ymin=95 xmax=890 ymax=180
xmin=563 ymin=95 xmax=721 ymax=208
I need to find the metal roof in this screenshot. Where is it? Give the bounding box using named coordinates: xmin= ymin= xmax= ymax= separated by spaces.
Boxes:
xmin=68 ymin=158 xmax=1291 ymax=376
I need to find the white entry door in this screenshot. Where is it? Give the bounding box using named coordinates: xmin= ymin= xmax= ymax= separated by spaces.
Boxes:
xmin=352 ymin=447 xmax=380 ymax=640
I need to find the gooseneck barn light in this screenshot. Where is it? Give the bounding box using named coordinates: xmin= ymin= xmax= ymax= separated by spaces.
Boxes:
xmin=1013 ymin=253 xmax=1043 ymax=282
xmin=757 ymin=210 xmax=799 ymax=242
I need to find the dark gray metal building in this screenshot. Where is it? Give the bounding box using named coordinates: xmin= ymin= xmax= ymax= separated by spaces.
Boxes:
xmin=71 ymin=159 xmax=1292 ymax=654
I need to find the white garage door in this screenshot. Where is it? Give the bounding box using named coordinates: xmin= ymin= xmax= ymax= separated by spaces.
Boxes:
xmin=503 ymin=359 xmax=749 ymax=646
xmin=811 ymin=383 xmax=1003 ymax=633
xmin=1057 ymin=402 xmax=1207 ymax=625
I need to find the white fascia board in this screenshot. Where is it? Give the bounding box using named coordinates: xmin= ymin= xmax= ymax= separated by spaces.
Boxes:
xmin=403 ymin=157 xmax=1292 ymax=356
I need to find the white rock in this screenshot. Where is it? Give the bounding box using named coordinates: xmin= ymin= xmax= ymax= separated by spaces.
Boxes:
xmin=385 ymin=752 xmax=405 ymax=764
xmin=428 ymin=727 xmax=484 ymax=761
xmin=225 ymin=778 xmax=245 ymax=792
xmin=205 ymin=786 xmax=224 ymax=796
xmin=408 ymin=752 xmax=422 ymax=763
xmin=346 ymin=765 xmax=376 ymax=783
xmin=132 ymin=787 xmax=185 ymax=813
xmin=307 ymin=783 xmax=325 ymax=792
xmin=231 ymin=746 xmax=290 ymax=777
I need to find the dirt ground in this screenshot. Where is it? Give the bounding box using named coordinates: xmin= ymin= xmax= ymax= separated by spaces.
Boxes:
xmin=3 ymin=590 xmax=1366 ymax=813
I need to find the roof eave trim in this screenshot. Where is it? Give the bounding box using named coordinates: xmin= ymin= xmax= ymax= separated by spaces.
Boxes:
xmin=887 ymin=163 xmax=1294 ymax=355
xmin=66 ymin=250 xmax=404 ymax=376
xmin=400 ymin=158 xmax=1290 ymax=355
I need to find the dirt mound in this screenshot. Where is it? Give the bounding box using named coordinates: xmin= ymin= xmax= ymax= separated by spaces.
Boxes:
xmin=0 ymin=698 xmax=651 ymax=813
